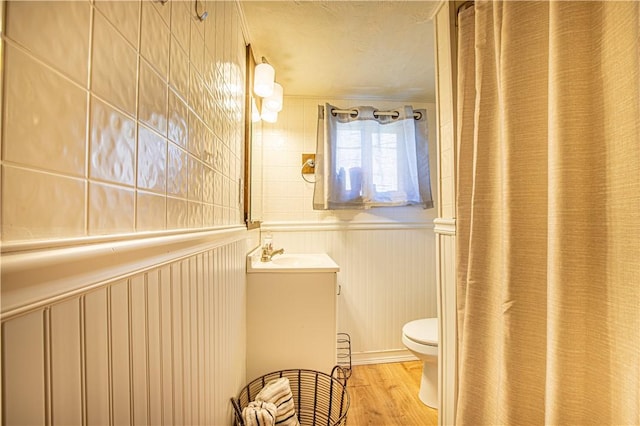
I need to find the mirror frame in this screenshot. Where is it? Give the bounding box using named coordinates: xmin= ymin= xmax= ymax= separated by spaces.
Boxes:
xmin=244 ymin=44 xmax=261 ymax=229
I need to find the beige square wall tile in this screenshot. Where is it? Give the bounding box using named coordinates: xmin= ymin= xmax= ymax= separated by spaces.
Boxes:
xmin=202 ymin=166 xmax=214 ymax=204
xmin=167 ymin=143 xmax=188 ymax=198
xmin=222 ymin=145 xmax=231 ymax=177
xmin=189 ymin=70 xmax=204 ymax=121
xmin=170 ymin=0 xmax=191 ymax=53
xmin=201 ymin=58 xmax=215 ymax=99
xmin=223 ymin=4 xmax=235 ymax=66
xmin=151 ymin=0 xmax=171 ymax=28
xmin=213 ymin=204 xmax=223 ymax=225
xmin=222 ymin=176 xmax=230 ymax=208
xmin=169 ymin=38 xmax=189 ymax=101
xmin=137 ymin=126 xmax=167 ymax=194
xmin=214 ymin=2 xmax=225 ymax=64
xmin=203 ymin=87 xmax=216 ymax=130
xmin=3 ymin=45 xmax=87 ymax=177
xmin=92 ymin=12 xmax=137 ymax=116
xmin=89 ymin=182 xmax=134 ymax=235
xmin=188 ymin=155 xmax=203 ymax=202
xmin=2 ymin=165 xmax=85 ymax=241
xmin=168 ymin=89 xmax=188 ymax=148
xmin=222 ymin=207 xmax=230 ymax=226
xmin=203 ymin=1 xmax=217 ymax=56
xmin=139 ymin=61 xmax=168 ymax=136
xmin=191 ymin=1 xmax=205 ymax=37
xmin=136 ymin=191 xmax=166 ymax=232
xmin=188 ymin=112 xmax=204 ymax=159
xmin=202 ymin=126 xmax=214 ymax=168
xmin=263 ymin=197 xmax=303 ymax=216
xmin=166 ymin=197 xmax=188 ymax=230
xmin=230 ymin=179 xmax=239 ymax=208
xmin=212 ymin=100 xmax=224 ymax=140
xmin=189 ymin=25 xmax=205 ymax=77
xmin=265 ymin=149 xmax=297 ymax=168
xmin=267 ymin=181 xmax=304 ymax=198
xmin=94 ymin=0 xmax=139 ymax=48
xmin=5 ymin=1 xmax=91 ymax=85
xmin=188 ymin=201 xmax=203 ymax=228
xmin=140 ymin=1 xmax=170 ymax=81
xmin=90 ymin=97 xmax=136 ymax=186
xmin=213 ymin=171 xmax=223 ymax=206
xmin=203 ymin=204 xmax=214 ymax=227
xmin=212 ymin=136 xmax=224 ymax=172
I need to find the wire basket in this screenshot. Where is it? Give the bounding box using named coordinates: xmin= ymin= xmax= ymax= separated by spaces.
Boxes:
xmin=231 ymin=366 xmax=350 ymax=426
xmin=336 ymin=333 xmax=352 ymax=380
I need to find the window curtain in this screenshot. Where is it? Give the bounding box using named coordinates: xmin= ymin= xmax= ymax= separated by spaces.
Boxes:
xmin=313 ymin=103 xmax=433 ymax=210
xmin=457 ymin=1 xmax=639 ymax=425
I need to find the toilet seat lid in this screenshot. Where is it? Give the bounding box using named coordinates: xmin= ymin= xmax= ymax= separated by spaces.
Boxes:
xmin=403 ymin=318 xmax=438 ymax=346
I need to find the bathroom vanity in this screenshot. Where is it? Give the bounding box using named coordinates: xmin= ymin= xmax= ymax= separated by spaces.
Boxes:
xmin=246 ymin=250 xmax=340 ymax=380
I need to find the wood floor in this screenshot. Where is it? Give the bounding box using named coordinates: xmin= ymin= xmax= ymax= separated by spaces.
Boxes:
xmin=345 ymin=361 xmax=438 ymax=426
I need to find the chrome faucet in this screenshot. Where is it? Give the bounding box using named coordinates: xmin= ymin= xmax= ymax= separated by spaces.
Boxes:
xmin=260 ymin=236 xmax=284 ymax=262
xmin=260 ymin=246 xmax=284 ymax=262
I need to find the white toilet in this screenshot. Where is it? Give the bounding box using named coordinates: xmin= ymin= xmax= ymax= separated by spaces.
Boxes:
xmin=402 ymin=317 xmax=438 ymax=408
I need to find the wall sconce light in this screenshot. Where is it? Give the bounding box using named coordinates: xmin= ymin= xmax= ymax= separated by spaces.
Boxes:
xmin=261 ymin=104 xmax=278 ymax=123
xmin=254 ymin=58 xmax=275 ymax=98
xmin=253 ymin=57 xmax=283 ymax=123
xmin=264 ymin=82 xmax=283 ymax=112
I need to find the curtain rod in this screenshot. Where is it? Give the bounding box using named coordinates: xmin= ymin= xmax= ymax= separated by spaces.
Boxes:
xmin=331 ymin=108 xmax=423 ymax=120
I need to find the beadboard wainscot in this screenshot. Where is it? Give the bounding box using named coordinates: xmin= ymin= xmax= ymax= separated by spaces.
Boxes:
xmin=1 ymin=227 xmax=260 ymax=425
xmin=261 ymin=221 xmax=437 ymax=365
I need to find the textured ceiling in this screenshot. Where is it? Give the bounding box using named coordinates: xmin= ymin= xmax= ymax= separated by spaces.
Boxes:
xmin=240 ymin=1 xmax=439 ymax=103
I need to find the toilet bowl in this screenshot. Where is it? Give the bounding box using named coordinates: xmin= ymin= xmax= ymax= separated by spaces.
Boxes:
xmin=402 ymin=318 xmax=438 ymax=408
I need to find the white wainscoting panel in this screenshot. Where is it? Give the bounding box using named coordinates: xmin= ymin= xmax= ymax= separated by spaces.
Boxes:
xmin=436 ymin=230 xmax=457 ymax=426
xmin=1 ymin=234 xmax=251 ymax=425
xmin=262 ymin=223 xmax=437 ymax=364
xmin=2 ymin=310 xmax=47 ymax=425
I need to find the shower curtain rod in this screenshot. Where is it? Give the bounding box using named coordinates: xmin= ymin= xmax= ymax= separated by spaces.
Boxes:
xmin=331 ymin=108 xmax=423 ymax=120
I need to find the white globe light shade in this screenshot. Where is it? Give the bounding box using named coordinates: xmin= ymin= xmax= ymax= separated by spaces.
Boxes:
xmin=261 ymin=104 xmax=278 ymax=123
xmin=254 ymin=63 xmax=275 ymax=97
xmin=264 ymin=83 xmax=283 ymax=112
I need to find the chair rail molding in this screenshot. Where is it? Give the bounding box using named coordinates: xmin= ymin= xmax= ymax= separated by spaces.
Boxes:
xmin=434 ymin=218 xmax=456 ymax=235
xmin=1 ymin=226 xmax=249 ymax=318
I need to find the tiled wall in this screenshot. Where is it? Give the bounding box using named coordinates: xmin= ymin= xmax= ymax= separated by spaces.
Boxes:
xmin=1 ymin=0 xmax=246 ymax=243
xmin=260 ymin=96 xmax=438 ymax=223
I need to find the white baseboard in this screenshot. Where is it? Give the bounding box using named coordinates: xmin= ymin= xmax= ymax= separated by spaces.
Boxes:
xmin=351 ymin=349 xmax=419 ymax=365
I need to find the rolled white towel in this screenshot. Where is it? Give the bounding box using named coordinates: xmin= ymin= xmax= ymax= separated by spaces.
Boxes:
xmin=242 ymin=400 xmax=277 ymax=426
xmin=255 ymin=377 xmax=300 ymax=426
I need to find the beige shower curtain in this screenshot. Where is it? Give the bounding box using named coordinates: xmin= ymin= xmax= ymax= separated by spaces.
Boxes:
xmin=456 ymin=1 xmax=640 ymax=424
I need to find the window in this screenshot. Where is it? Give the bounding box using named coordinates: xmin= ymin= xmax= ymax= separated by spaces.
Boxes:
xmin=313 ymin=104 xmax=433 ymax=210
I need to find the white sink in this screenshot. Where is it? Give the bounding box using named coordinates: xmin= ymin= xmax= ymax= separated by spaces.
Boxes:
xmin=247 ymin=249 xmax=340 ymax=273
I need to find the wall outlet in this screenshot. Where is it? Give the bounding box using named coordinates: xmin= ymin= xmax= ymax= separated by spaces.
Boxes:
xmin=302 ymin=153 xmax=316 ymax=174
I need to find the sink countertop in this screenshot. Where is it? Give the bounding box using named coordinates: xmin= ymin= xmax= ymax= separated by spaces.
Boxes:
xmin=246 ymin=248 xmax=340 ymax=273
